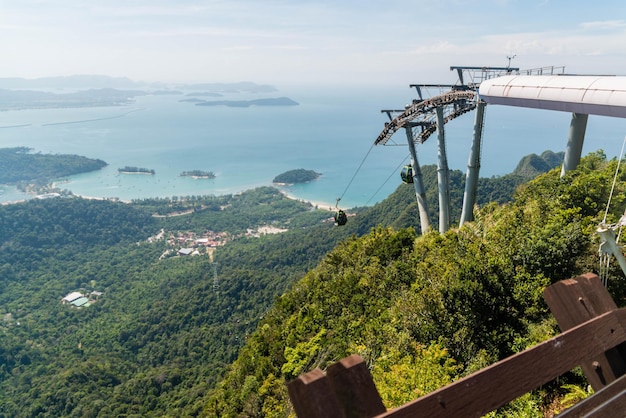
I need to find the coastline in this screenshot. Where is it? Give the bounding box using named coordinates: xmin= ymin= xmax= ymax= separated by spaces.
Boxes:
xmin=278 ymin=189 xmax=336 ymax=212
xmin=3 ymin=177 xmax=341 ymax=210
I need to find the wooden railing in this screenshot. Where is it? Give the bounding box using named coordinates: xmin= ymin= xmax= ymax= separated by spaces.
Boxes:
xmin=287 ymin=273 xmax=626 ymax=417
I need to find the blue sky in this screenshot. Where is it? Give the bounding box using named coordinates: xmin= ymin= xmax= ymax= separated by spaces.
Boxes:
xmin=2 ymin=0 xmax=626 ymax=86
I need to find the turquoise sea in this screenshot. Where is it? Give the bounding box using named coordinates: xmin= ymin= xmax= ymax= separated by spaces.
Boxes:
xmin=1 ymin=85 xmax=626 ymax=208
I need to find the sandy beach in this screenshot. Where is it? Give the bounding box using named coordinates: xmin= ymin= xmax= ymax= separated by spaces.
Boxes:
xmin=278 ymin=190 xmax=336 ymax=212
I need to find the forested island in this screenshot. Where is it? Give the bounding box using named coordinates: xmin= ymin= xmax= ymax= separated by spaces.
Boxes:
xmin=118 ymin=166 xmax=155 ymax=175
xmin=0 ymin=146 xmax=107 ymax=185
xmin=180 ymin=170 xmax=216 ymax=178
xmin=4 ymin=149 xmax=613 ymax=417
xmin=273 ymin=168 xmax=321 ymax=184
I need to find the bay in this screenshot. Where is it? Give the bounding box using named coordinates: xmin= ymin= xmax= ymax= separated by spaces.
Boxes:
xmin=1 ymin=85 xmax=626 ymax=208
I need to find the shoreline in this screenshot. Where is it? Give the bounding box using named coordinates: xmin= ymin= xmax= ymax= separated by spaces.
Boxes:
xmin=2 ymin=180 xmax=345 ymax=210
xmin=278 ymin=189 xmax=336 ymax=212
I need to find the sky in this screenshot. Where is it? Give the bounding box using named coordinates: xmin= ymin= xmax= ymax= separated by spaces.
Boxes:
xmin=2 ymin=0 xmax=626 ymax=86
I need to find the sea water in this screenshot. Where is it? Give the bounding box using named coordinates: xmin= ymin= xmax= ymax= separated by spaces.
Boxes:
xmin=1 ymin=86 xmax=626 ymax=208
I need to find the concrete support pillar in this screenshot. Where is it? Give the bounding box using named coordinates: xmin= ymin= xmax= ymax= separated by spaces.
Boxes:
xmin=436 ymin=106 xmax=450 ymax=233
xmin=460 ymin=101 xmax=486 ymax=226
xmin=404 ymin=127 xmax=431 ymax=234
xmin=560 ymin=112 xmax=589 ymax=177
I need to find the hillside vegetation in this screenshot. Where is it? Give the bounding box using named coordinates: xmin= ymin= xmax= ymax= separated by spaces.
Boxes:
xmin=0 ymin=188 xmax=352 ymax=417
xmin=0 ymin=147 xmax=107 ymax=185
xmin=206 ymin=151 xmax=626 ymax=417
xmin=273 ymin=169 xmax=321 ymax=184
xmin=0 ymin=149 xmax=602 ymax=417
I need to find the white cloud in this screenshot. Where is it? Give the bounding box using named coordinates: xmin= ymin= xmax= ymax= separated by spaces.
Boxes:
xmin=580 ymin=20 xmax=626 ymax=31
xmin=2 ymin=0 xmax=626 ymax=84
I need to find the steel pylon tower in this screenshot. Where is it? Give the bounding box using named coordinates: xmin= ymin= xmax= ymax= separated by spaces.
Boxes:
xmin=375 ymin=66 xmax=516 ymax=233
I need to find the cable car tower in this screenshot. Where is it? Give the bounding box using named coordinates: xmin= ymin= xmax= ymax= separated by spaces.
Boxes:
xmin=376 ymin=65 xmax=518 ymax=234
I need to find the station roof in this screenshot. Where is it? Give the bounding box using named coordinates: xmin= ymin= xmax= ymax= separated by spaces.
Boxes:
xmin=478 ymin=75 xmax=626 ymax=118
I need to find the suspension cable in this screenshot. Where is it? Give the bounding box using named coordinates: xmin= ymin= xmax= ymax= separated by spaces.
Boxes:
xmin=365 ymin=155 xmax=410 ymax=206
xmin=599 ymin=135 xmax=626 ymax=287
xmin=603 ymin=135 xmax=626 ymax=224
xmin=336 ymin=142 xmax=376 ymax=206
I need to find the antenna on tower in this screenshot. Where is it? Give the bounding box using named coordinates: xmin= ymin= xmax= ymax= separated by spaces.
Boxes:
xmin=506 ymin=54 xmax=517 ymax=71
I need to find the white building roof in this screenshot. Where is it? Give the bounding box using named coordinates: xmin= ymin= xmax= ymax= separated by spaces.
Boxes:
xmin=479 ymin=75 xmax=626 ymax=118
xmin=62 ymin=291 xmax=83 ymax=302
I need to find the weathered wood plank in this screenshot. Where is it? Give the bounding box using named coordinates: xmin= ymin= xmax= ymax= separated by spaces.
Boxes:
xmin=287 ymin=368 xmax=346 ymax=418
xmin=544 ymin=273 xmax=617 ymax=329
xmin=326 ymin=354 xmax=387 ymax=418
xmin=373 ymin=309 xmax=626 ymax=418
xmin=570 ymin=388 xmax=626 ymax=417
xmin=544 ymin=273 xmax=626 ymax=390
xmin=558 ymin=372 xmax=626 ymax=416
xmin=583 ymin=394 xmax=626 ymax=417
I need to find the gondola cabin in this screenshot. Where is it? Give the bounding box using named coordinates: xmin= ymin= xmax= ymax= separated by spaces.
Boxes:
xmin=400 ymin=165 xmax=413 ymax=184
xmin=334 ymin=209 xmax=347 ymax=226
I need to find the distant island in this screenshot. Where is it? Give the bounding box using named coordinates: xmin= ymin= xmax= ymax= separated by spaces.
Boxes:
xmin=0 ymin=88 xmax=148 ymax=111
xmin=273 ymin=169 xmax=321 ymax=184
xmin=0 ymin=76 xmax=282 ymax=110
xmin=179 ymin=81 xmax=277 ymax=94
xmin=118 ymin=166 xmax=155 ymax=175
xmin=0 ymin=146 xmax=107 ymax=184
xmin=151 ymin=90 xmax=183 ymax=95
xmin=195 ymin=97 xmax=299 ymax=108
xmin=186 ymin=92 xmax=224 ymax=97
xmin=0 ymin=76 xmax=277 ymax=94
xmin=179 ymin=98 xmax=205 ymax=103
xmin=180 ymin=170 xmax=216 ymax=179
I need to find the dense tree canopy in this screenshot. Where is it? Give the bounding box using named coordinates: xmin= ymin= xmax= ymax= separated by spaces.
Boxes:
xmin=205 ymin=152 xmax=625 ymax=417
xmin=0 ymin=150 xmax=606 ymax=417
xmin=0 ymin=188 xmax=352 ymax=417
xmin=0 ymin=147 xmax=107 ymax=184
xmin=272 ymin=169 xmax=321 ymax=184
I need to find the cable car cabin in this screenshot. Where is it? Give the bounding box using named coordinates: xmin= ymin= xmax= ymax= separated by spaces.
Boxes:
xmin=400 ymin=165 xmax=413 ymax=183
xmin=334 ymin=209 xmax=347 ymax=226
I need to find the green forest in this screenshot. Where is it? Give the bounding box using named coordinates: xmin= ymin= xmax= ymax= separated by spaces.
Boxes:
xmin=3 ymin=149 xmax=623 ymax=417
xmin=272 ymin=169 xmax=321 ymax=184
xmin=0 ymin=147 xmax=107 ymax=185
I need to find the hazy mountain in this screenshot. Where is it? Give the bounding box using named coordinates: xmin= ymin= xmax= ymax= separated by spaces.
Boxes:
xmin=0 ymin=87 xmax=148 ymax=110
xmin=0 ymin=75 xmax=278 ymax=95
xmin=0 ymin=75 xmax=147 ymax=90
xmin=178 ymin=81 xmax=278 ymax=93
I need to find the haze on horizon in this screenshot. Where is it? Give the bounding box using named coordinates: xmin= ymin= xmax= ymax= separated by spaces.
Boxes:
xmin=2 ymin=0 xmax=626 ymax=87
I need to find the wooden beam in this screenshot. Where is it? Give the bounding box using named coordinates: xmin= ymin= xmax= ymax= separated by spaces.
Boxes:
xmin=374 ymin=309 xmax=626 ymax=418
xmin=287 ymin=368 xmax=346 ymax=418
xmin=558 ymin=372 xmax=626 ymax=416
xmin=326 ymin=354 xmax=386 ymax=418
xmin=289 ymin=275 xmax=626 ymax=418
xmin=544 ymin=273 xmax=626 ymax=390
